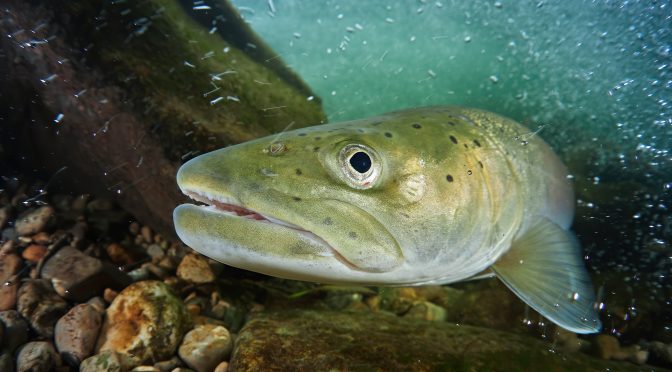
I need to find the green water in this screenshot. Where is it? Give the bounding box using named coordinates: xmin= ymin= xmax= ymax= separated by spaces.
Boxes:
xmin=233 ymin=0 xmax=672 ymax=343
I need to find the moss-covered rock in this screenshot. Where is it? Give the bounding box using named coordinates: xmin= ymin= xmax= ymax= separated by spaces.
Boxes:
xmin=0 ymin=0 xmax=325 ymax=237
xmin=96 ymin=280 xmax=192 ymax=365
xmin=231 ymin=310 xmax=652 ymax=371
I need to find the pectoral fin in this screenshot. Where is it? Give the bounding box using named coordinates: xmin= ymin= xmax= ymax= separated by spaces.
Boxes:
xmin=492 ymin=217 xmax=601 ymax=334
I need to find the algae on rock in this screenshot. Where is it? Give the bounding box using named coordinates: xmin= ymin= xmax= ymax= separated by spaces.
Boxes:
xmin=0 ymin=0 xmax=325 ymax=237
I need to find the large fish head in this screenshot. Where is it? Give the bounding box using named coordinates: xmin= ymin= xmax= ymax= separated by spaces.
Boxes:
xmin=173 ymin=113 xmax=460 ymax=284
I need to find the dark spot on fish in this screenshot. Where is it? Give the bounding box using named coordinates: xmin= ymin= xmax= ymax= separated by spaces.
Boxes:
xmin=384 ymin=132 xmax=393 ymax=138
xmin=298 ymin=133 xmax=307 ymax=136
xmin=313 ymin=146 xmax=320 ymax=152
xmin=463 ymin=144 xmax=469 ymax=149
xmin=478 ymin=161 xmax=483 ymax=168
xmin=449 ymin=135 xmax=458 ymax=144
xmin=371 ymin=121 xmax=382 ymax=126
xmin=295 ymin=168 xmax=302 ymax=176
xmin=314 ymin=136 xmax=321 ymax=140
xmin=412 ymin=123 xmax=422 ymax=129
xmin=348 ymin=231 xmax=358 ymax=239
xmin=323 ymin=217 xmax=333 ymax=225
xmin=473 ymin=139 xmax=481 ymax=147
xmin=293 ymin=197 xmax=302 ymax=201
xmin=357 ymin=128 xmax=365 ymax=133
xmin=446 ymin=175 xmax=454 ymax=182
xmin=447 ymin=121 xmax=456 ymax=126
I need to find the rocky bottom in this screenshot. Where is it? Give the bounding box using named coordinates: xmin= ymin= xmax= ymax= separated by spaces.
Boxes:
xmin=0 ymin=178 xmax=671 ymax=371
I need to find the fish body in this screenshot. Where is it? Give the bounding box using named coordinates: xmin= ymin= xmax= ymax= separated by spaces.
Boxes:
xmin=174 ymin=106 xmax=601 ymax=333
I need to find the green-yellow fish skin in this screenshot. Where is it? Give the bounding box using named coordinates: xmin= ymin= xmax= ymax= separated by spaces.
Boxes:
xmin=173 ymin=106 xmax=601 ymax=333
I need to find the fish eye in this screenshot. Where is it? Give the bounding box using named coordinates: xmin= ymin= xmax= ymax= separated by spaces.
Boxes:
xmin=338 ymin=144 xmax=381 ymax=189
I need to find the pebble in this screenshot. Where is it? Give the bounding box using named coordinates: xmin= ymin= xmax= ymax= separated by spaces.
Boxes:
xmin=41 ymin=246 xmax=132 ymax=301
xmin=16 ymin=341 xmax=61 ymax=372
xmin=141 ymin=225 xmax=153 ymax=243
xmin=80 ymin=350 xmax=135 ymax=372
xmin=0 ymin=310 xmax=29 ymax=352
xmin=147 ymin=244 xmax=165 ymax=261
xmin=179 ymin=324 xmax=233 ymax=372
xmin=106 ymin=242 xmax=136 ymax=266
xmin=55 ymin=303 xmax=103 ymax=366
xmin=15 ymin=206 xmax=54 ymax=236
xmin=0 ymin=253 xmax=21 ymax=310
xmin=96 ymin=280 xmax=192 ymax=365
xmin=214 ymin=361 xmax=229 ymax=372
xmin=104 ymin=288 xmax=119 ymax=303
xmin=17 ymin=279 xmax=68 ymax=337
xmin=31 ymin=231 xmax=51 ymax=244
xmin=22 ymin=244 xmax=47 ymax=263
xmin=594 ymin=334 xmax=648 ymax=364
xmin=87 ymin=296 xmax=106 ymax=313
xmin=403 ymin=301 xmax=447 ymax=322
xmin=177 ymin=254 xmax=215 ymax=284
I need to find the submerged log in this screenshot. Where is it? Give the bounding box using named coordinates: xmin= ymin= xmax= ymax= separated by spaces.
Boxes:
xmin=0 ymin=0 xmax=325 ymax=237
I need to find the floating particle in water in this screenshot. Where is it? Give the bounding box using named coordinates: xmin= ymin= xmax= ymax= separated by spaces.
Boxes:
xmin=183 ymin=61 xmax=195 ymax=68
xmin=494 ymin=1 xmax=503 ymax=8
xmin=53 ymin=113 xmax=64 ymax=124
xmin=293 ymin=32 xmax=301 ymax=39
xmin=385 ymin=18 xmax=395 ymax=23
xmin=193 ymin=1 xmax=211 ymax=11
xmin=428 ymin=70 xmax=437 ymax=78
xmin=307 ymin=96 xmax=314 ymax=101
xmin=226 ymin=96 xmax=240 ymax=102
xmin=355 ymin=23 xmax=364 ymax=30
xmin=489 ymin=75 xmax=499 ymax=84
xmin=40 ymin=74 xmax=57 ymax=84
xmin=464 ymin=36 xmax=472 ymax=43
xmin=210 ymin=97 xmax=224 ymax=105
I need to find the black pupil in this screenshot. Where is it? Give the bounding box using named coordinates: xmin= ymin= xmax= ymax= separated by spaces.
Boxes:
xmin=349 ymin=151 xmax=372 ymax=173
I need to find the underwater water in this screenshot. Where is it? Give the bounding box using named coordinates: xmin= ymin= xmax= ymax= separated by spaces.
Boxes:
xmin=233 ymin=0 xmax=672 ymax=339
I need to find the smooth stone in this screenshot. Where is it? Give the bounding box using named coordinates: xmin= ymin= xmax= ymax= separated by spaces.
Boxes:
xmin=403 ymin=301 xmax=447 ymax=321
xmin=0 ymin=252 xmax=21 ymax=311
xmin=176 ymin=254 xmax=215 ymax=284
xmin=16 ymin=341 xmax=61 ymax=372
xmin=17 ymin=279 xmax=68 ymax=337
xmin=22 ymin=244 xmax=47 ymax=263
xmin=0 ymin=310 xmax=29 ymax=352
xmin=80 ymin=350 xmax=135 ymax=372
xmin=231 ymin=310 xmax=644 ymax=371
xmin=141 ymin=226 xmax=153 ymax=244
xmin=178 ymin=324 xmax=233 ymax=372
xmin=15 ymin=206 xmax=54 ymax=236
xmin=96 ymin=280 xmax=191 ymax=365
xmin=41 ymin=246 xmax=132 ymax=302
xmin=55 ymin=303 xmax=103 ymax=366
xmin=213 ymin=361 xmax=229 ymax=372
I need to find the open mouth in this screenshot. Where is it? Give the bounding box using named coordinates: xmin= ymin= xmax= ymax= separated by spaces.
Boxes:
xmin=181 ymin=190 xmax=359 ymax=266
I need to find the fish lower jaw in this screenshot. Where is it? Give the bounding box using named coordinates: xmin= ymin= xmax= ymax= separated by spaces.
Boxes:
xmin=182 ymin=189 xmax=349 ymax=262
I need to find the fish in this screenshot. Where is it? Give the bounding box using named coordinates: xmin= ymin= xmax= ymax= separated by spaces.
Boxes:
xmin=173 ymin=106 xmax=601 ymax=334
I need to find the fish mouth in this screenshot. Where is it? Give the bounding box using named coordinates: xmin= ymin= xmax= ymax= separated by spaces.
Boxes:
xmin=179 ymin=189 xmax=357 ymax=269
